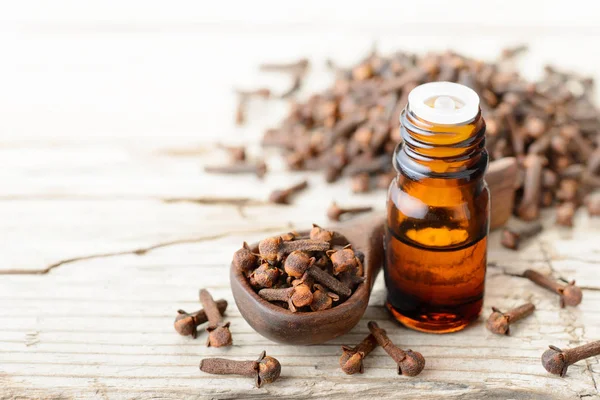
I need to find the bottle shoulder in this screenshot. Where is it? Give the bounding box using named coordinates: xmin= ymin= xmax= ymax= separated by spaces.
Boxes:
xmin=387 ymin=178 xmax=489 ymax=249
xmin=388 ymin=175 xmax=489 ymax=211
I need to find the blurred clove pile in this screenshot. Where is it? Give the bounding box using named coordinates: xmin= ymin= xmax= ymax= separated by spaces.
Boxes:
xmin=254 ymin=47 xmax=600 ymax=226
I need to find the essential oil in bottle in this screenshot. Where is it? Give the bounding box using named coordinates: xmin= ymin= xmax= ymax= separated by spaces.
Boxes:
xmin=385 ymin=82 xmax=489 ymax=334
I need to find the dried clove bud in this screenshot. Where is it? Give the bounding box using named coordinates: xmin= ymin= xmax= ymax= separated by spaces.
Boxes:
xmin=258 ymin=236 xmax=330 ymax=264
xmin=368 ymin=321 xmax=425 ymax=376
xmin=268 ymin=180 xmax=309 ymax=204
xmin=232 ymin=242 xmax=258 ymax=275
xmin=174 ymin=299 xmax=228 ymax=338
xmin=283 ymin=250 xmax=314 ymax=278
xmin=309 ymin=224 xmax=334 ymax=242
xmin=327 ymin=245 xmax=361 ymax=276
xmin=339 ymin=333 xmax=379 ymax=374
xmin=290 ymin=282 xmax=314 ymax=307
xmin=523 ymin=269 xmax=583 ymax=308
xmin=249 ymin=263 xmax=281 ymax=289
xmin=280 ymin=231 xmax=302 ymax=241
xmin=327 ymin=202 xmax=373 ymax=222
xmin=486 ymin=303 xmax=535 ymax=335
xmin=258 ymin=283 xmax=313 ymax=312
xmin=310 ymin=283 xmax=339 ymax=311
xmin=200 ymin=350 xmax=281 ymax=387
xmin=542 ymin=341 xmax=600 ymax=377
xmin=199 ymin=289 xmax=232 ymax=347
xmin=500 ymin=221 xmax=543 ymax=250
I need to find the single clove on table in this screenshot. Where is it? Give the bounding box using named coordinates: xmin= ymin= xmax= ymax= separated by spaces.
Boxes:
xmin=523 ymin=269 xmax=583 ymax=308
xmin=500 ymin=221 xmax=543 ymax=250
xmin=339 ymin=333 xmax=379 ymax=375
xmin=486 ymin=302 xmax=535 ymax=335
xmin=542 ymin=341 xmax=600 ymax=377
xmin=367 ymin=321 xmax=425 ymax=377
xmin=200 ymin=350 xmax=282 ymax=387
xmin=269 ymin=180 xmax=309 ymax=204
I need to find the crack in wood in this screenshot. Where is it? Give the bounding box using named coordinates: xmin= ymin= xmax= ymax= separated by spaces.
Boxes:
xmin=585 ymin=361 xmax=599 ymax=393
xmin=471 ymin=261 xmax=600 ymax=297
xmin=0 ymin=225 xmax=291 ymax=276
xmin=487 ymin=262 xmax=526 ymax=277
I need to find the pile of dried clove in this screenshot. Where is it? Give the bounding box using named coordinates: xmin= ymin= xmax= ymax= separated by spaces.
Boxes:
xmin=254 ymin=47 xmax=600 ymax=226
xmin=232 ymin=225 xmax=364 ymax=312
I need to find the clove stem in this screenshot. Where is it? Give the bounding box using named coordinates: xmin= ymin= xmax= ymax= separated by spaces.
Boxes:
xmin=523 ymin=269 xmax=583 ymax=307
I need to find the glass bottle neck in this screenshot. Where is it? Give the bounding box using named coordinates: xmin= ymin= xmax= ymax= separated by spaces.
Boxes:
xmin=395 ymin=108 xmax=488 ymax=182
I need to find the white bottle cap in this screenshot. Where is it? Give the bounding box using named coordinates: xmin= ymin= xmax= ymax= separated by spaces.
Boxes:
xmin=407 ymin=81 xmax=480 ymax=125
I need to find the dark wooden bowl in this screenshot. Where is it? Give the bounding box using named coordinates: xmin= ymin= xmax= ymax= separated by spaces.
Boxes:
xmin=230 ymin=214 xmax=385 ymax=345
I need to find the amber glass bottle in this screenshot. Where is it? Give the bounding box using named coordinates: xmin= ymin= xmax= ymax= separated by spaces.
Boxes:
xmin=385 ymin=82 xmax=489 ymax=334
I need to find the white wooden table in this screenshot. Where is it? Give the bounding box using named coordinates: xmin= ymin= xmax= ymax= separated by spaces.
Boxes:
xmin=1 ymin=2 xmax=599 ymax=398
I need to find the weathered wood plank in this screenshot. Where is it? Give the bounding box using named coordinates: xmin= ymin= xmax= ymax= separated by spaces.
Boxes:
xmin=1 ymin=211 xmax=598 ymax=399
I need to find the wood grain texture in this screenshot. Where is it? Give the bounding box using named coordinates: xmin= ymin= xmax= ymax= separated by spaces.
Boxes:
xmin=1 ymin=2 xmax=600 ymax=398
